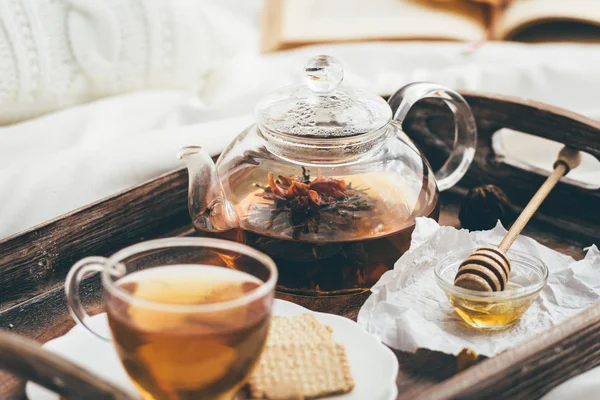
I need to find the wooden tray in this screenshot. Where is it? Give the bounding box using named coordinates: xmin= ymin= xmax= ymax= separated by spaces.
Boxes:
xmin=1 ymin=92 xmax=599 ymax=400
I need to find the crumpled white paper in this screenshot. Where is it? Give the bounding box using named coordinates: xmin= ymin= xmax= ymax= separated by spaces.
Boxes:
xmin=357 ymin=218 xmax=600 ymax=357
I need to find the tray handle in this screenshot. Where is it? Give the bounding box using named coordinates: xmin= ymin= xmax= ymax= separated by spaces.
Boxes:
xmin=0 ymin=331 xmax=135 ymax=400
xmin=462 ymin=92 xmax=600 ymax=161
xmin=401 ymin=92 xmax=600 ymax=242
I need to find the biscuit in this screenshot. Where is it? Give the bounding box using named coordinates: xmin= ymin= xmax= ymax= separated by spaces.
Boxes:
xmin=247 ymin=314 xmax=354 ymax=399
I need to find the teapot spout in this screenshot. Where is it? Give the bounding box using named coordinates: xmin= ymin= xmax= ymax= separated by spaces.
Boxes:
xmin=177 ymin=146 xmax=238 ymax=232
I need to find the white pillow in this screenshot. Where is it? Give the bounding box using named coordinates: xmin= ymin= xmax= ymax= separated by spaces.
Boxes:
xmin=0 ymin=0 xmax=255 ymax=125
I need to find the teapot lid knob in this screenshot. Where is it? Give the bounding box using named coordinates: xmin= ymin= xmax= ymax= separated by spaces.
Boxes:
xmin=303 ymin=55 xmax=344 ymax=94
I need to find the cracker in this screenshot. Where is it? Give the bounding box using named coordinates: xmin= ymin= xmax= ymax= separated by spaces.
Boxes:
xmin=266 ymin=314 xmax=334 ymax=345
xmin=248 ymin=314 xmax=354 ymax=399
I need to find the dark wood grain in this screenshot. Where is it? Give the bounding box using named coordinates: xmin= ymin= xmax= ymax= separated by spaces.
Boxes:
xmin=0 ymin=92 xmax=599 ymax=400
xmin=0 ymin=168 xmax=190 ymax=312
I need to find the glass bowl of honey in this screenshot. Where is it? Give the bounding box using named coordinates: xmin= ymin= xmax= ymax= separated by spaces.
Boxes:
xmin=435 ymin=248 xmax=548 ymax=330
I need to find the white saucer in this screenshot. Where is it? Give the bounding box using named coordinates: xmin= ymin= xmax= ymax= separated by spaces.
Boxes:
xmin=26 ymin=299 xmax=398 ymax=400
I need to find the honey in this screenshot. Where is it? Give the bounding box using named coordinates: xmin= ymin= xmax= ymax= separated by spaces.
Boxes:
xmin=436 ymin=248 xmax=548 ymax=331
xmin=447 ymin=283 xmax=539 ymax=330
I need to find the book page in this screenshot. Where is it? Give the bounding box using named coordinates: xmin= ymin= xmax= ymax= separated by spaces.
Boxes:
xmin=271 ymin=0 xmax=487 ymax=49
xmin=496 ymin=0 xmax=600 ymax=41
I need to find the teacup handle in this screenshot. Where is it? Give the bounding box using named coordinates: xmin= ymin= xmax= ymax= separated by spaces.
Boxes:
xmin=388 ymin=82 xmax=477 ymax=191
xmin=65 ymin=256 xmax=112 ymax=341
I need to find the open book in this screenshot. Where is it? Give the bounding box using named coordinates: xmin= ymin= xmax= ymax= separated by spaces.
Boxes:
xmin=261 ymin=0 xmax=600 ymax=52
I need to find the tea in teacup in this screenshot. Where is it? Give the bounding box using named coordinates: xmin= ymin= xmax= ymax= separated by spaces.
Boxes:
xmin=106 ymin=265 xmax=270 ymax=400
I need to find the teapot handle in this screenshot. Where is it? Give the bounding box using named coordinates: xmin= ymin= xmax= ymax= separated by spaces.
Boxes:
xmin=388 ymin=82 xmax=477 ymax=191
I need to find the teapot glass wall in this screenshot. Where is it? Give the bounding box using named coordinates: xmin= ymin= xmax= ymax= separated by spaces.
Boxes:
xmin=179 ymin=55 xmax=476 ymax=296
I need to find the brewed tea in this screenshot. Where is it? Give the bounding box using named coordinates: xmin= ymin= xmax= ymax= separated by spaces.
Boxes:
xmin=223 ymin=169 xmax=439 ymax=295
xmin=106 ymin=265 xmax=271 ymax=400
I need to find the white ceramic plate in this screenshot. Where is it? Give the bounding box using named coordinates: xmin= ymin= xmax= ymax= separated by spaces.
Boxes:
xmin=26 ymin=299 xmax=398 ymax=400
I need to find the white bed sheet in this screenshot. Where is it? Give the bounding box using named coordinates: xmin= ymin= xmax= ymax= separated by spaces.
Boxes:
xmin=0 ymin=2 xmax=598 ymax=398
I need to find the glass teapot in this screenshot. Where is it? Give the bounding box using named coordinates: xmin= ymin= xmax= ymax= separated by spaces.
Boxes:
xmin=179 ymin=55 xmax=476 ymax=296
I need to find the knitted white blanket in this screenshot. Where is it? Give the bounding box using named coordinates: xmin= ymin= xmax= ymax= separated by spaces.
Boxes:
xmin=0 ymin=0 xmax=257 ymax=124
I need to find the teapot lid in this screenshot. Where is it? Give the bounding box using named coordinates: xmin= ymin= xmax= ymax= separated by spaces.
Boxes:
xmin=255 ymin=55 xmax=391 ymax=138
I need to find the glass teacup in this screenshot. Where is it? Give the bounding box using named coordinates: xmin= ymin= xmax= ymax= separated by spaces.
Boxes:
xmin=65 ymin=237 xmax=277 ymax=400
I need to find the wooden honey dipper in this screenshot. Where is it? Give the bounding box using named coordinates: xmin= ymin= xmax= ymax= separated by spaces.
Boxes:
xmin=454 ymin=146 xmax=582 ymax=292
